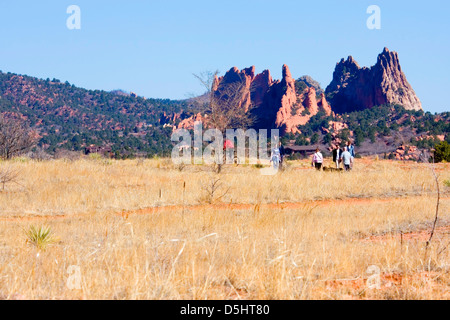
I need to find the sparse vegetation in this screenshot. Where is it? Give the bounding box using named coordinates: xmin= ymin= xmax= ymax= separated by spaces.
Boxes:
xmin=199 ymin=177 xmax=230 ymax=204
xmin=0 ymin=157 xmax=448 ymax=300
xmin=24 ymin=225 xmax=58 ymax=250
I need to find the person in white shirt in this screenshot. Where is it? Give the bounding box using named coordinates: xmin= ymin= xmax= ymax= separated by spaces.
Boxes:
xmin=311 ymin=148 xmax=323 ymax=171
xmin=271 ymin=147 xmax=281 ymax=170
xmin=340 ymin=147 xmax=352 ymax=171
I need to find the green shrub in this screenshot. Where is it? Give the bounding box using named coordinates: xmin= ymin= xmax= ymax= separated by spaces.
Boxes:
xmin=434 ymin=141 xmax=450 ymax=163
xmin=89 ymin=153 xmax=103 ymax=161
xmin=24 ymin=225 xmax=58 ymax=250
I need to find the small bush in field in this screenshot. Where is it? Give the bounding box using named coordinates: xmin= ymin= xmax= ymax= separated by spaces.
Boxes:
xmin=89 ymin=153 xmax=103 ymax=161
xmin=434 ymin=141 xmax=450 ymax=163
xmin=24 ymin=225 xmax=58 ymax=250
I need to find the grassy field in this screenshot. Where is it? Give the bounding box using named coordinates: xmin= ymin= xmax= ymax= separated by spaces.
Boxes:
xmin=0 ymin=157 xmax=449 ymax=300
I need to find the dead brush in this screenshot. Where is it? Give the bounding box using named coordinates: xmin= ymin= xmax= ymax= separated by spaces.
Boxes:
xmin=136 ymin=158 xmax=145 ymax=166
xmin=157 ymin=158 xmax=174 ymax=170
xmin=177 ymin=162 xmax=186 ymax=172
xmin=198 ymin=177 xmax=230 ymax=204
xmin=0 ymin=166 xmax=21 ymax=191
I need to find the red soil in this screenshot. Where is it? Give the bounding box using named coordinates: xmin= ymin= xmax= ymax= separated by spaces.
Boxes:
xmin=1 ymin=195 xmax=447 ymax=223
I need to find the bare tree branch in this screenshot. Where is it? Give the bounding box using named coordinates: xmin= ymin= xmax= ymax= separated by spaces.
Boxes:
xmin=192 ymin=70 xmax=255 ymax=133
xmin=0 ymin=115 xmax=36 ymax=160
xmin=419 ymin=152 xmax=442 ymax=263
xmin=0 ymin=166 xmax=21 ymax=191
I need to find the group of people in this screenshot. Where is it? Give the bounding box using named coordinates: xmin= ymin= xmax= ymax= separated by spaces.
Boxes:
xmin=312 ymin=141 xmax=356 ymax=171
xmin=225 ymin=138 xmax=355 ymax=172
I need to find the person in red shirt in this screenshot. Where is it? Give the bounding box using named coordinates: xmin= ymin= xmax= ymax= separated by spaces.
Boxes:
xmin=223 ymin=139 xmax=235 ymax=164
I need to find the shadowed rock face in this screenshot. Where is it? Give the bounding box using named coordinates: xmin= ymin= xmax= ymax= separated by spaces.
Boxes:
xmin=325 ymin=47 xmax=422 ymax=113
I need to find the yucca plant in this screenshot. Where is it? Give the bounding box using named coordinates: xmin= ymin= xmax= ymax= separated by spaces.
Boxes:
xmin=24 ymin=225 xmax=58 ymax=250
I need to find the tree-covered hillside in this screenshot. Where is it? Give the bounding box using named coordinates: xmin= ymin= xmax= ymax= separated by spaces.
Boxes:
xmin=0 ymin=71 xmax=192 ymax=157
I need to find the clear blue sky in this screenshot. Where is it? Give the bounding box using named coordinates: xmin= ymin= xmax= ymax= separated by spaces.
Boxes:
xmin=0 ymin=0 xmax=448 ymax=113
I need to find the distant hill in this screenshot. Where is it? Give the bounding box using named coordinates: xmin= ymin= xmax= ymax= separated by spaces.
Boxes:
xmin=0 ymin=47 xmax=448 ymax=159
xmin=0 ymin=71 xmax=192 ymax=157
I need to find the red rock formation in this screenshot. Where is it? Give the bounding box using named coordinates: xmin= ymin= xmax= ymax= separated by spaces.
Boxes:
xmin=319 ymin=93 xmax=332 ymax=116
xmin=251 ymin=69 xmax=273 ymax=107
xmin=274 ymin=65 xmax=298 ymax=131
xmin=211 ymin=66 xmax=277 ymax=131
xmin=274 ymin=84 xmax=332 ymax=134
xmin=210 ymin=64 xmax=335 ymax=134
xmin=329 ymin=121 xmax=348 ymax=132
xmin=214 ymin=66 xmax=256 ymax=112
xmin=302 ymin=87 xmax=319 ymax=115
xmin=176 ymin=113 xmax=205 ymax=130
xmin=326 ymin=48 xmax=422 ymax=113
xmin=393 ymin=144 xmax=421 ymax=161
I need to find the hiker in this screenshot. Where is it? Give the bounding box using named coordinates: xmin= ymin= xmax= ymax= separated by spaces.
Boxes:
xmin=347 ymin=141 xmax=355 ymax=168
xmin=270 ymin=147 xmax=281 ymax=170
xmin=341 ymin=147 xmax=352 ymax=171
xmin=311 ymin=148 xmax=323 ymax=171
xmin=279 ymin=142 xmax=286 ymax=169
xmin=332 ymin=145 xmax=342 ymax=169
xmin=223 ymin=138 xmax=235 ymax=164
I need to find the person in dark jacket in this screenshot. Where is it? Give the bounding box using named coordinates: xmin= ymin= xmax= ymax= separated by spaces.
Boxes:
xmin=347 ymin=141 xmax=355 ymax=169
xmin=332 ymin=145 xmax=342 ymax=169
xmin=279 ymin=142 xmax=286 ymax=169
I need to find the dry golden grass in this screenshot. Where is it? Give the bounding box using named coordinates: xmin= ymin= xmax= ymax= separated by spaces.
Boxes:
xmin=0 ymin=157 xmax=449 ymax=300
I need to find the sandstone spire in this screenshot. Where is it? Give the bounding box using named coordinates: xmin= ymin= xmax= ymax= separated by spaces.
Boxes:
xmin=325 ymin=48 xmax=422 ymax=113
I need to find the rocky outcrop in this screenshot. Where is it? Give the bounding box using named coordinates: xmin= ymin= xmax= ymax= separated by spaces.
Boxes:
xmin=213 ymin=66 xmax=258 ymax=113
xmin=176 ymin=112 xmax=205 ymax=130
xmin=212 ymin=65 xmax=330 ymax=134
xmin=202 ymin=47 xmax=422 ymax=134
xmin=326 ymin=48 xmax=422 ymax=113
xmin=259 ymin=68 xmax=332 ymax=134
xmin=393 ymin=144 xmax=421 ymax=161
xmin=251 ymin=69 xmax=273 ymax=107
xmin=319 ymin=93 xmax=333 ymax=116
xmin=273 ymin=65 xmax=298 ymax=130
xmin=297 ymin=75 xmax=324 ymax=95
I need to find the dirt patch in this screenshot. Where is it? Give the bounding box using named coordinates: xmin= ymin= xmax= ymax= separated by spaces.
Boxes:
xmin=362 ymin=226 xmax=450 ymax=243
xmin=325 ymin=271 xmax=448 ymax=299
xmin=126 ymin=195 xmax=446 ymax=218
xmin=1 ymin=195 xmax=448 ymax=223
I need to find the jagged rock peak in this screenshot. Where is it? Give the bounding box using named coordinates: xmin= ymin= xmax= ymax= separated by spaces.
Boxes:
xmin=282 ymin=64 xmax=293 ymax=81
xmin=326 ymin=47 xmax=422 ymax=113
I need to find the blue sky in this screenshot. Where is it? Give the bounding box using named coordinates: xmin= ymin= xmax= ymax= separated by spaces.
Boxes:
xmin=0 ymin=0 xmax=448 ymax=113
